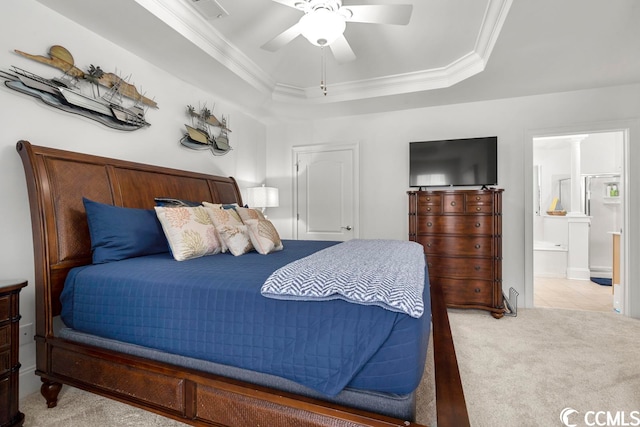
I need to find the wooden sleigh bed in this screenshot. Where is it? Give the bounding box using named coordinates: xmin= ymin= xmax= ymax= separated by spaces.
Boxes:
xmin=17 ymin=140 xmax=469 ymax=427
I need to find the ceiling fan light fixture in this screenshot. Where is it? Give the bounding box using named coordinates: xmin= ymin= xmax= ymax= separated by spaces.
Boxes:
xmin=299 ymin=8 xmax=346 ymax=46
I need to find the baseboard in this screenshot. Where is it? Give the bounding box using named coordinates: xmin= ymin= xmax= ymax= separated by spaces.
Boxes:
xmin=566 ymin=268 xmax=591 ymax=280
xmin=19 ymin=364 xmax=40 ymax=399
xmin=589 ymin=267 xmax=613 ymax=279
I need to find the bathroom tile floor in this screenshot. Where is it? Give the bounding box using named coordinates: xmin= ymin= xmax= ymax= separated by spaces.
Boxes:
xmin=534 ymin=276 xmax=614 ymax=312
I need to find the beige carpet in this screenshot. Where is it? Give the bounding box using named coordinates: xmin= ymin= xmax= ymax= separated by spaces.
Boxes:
xmin=20 ymin=308 xmax=639 ymax=426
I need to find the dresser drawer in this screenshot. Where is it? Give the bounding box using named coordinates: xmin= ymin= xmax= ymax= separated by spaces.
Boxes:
xmin=416 ymin=203 xmax=441 ymax=214
xmin=465 ymin=193 xmax=494 ymax=213
xmin=417 ymin=193 xmax=443 ymax=214
xmin=442 ymin=194 xmax=464 ymax=213
xmin=417 ymin=235 xmax=494 ymax=257
xmin=417 ymin=194 xmax=441 ymax=205
xmin=417 ymin=215 xmax=494 ymax=235
xmin=437 ymin=279 xmax=494 ymax=306
xmin=426 ymin=256 xmax=494 ymax=280
xmin=466 ymin=193 xmax=493 ymax=204
xmin=466 ymin=204 xmax=494 ymax=214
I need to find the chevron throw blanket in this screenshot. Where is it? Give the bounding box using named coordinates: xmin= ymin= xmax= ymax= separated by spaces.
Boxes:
xmin=261 ymin=239 xmax=426 ymax=318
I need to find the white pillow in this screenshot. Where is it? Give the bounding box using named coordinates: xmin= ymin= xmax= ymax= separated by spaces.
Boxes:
xmin=202 ymin=201 xmax=243 ymax=223
xmin=205 ymin=205 xmax=254 ymax=256
xmin=244 ymin=219 xmax=284 ymax=255
xmin=154 ymin=206 xmax=222 ymax=261
xmin=235 ymin=206 xmax=266 ymax=222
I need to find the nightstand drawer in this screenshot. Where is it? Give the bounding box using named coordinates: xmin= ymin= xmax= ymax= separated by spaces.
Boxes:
xmin=0 ymin=325 xmax=9 ymax=350
xmin=0 ymin=296 xmax=8 ymax=322
xmin=0 ymin=280 xmax=27 ymax=427
xmin=0 ymin=349 xmax=9 ymax=375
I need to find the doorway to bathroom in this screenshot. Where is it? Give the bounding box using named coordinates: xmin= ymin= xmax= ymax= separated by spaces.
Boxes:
xmin=532 ymin=131 xmax=625 ymax=313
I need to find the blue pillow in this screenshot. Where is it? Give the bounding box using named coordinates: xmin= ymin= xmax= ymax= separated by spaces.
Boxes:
xmin=83 ymin=198 xmax=169 ymax=263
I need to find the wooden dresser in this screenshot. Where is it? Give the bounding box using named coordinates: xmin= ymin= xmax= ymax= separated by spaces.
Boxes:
xmin=408 ymin=189 xmax=504 ymax=318
xmin=0 ymin=280 xmax=27 ymax=427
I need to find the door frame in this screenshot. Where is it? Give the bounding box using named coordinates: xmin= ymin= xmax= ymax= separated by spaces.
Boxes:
xmin=292 ymin=142 xmax=360 ymax=240
xmin=524 ymin=120 xmax=639 ymax=317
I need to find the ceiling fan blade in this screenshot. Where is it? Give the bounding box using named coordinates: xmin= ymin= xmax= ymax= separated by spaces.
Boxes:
xmin=329 ymin=35 xmax=356 ymax=64
xmin=343 ymin=4 xmax=413 ymax=25
xmin=261 ymin=22 xmax=303 ymax=51
xmin=270 ymin=0 xmax=302 ymax=9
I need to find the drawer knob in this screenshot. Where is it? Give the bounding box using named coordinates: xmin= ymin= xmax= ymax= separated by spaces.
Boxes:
xmin=426 ymin=207 xmax=431 ymax=212
xmin=426 ymin=243 xmax=432 ymax=248
xmin=476 ymin=196 xmax=481 ymax=200
xmin=474 ymin=266 xmax=481 ymax=271
xmin=475 ymin=244 xmax=481 ymax=249
xmin=475 ymin=222 xmax=481 ymax=228
xmin=426 ymin=197 xmax=431 ymax=201
xmin=427 ymin=222 xmax=433 ymax=227
xmin=474 ymin=288 xmax=481 ymax=293
xmin=450 ymin=201 xmax=457 ymax=206
xmin=476 ymin=207 xmax=481 ymax=211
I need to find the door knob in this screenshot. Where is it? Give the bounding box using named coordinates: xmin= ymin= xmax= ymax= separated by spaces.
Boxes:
xmin=341 ymin=226 xmax=352 ymax=231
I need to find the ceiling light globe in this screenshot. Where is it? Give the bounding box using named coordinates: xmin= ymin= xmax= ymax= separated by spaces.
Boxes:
xmin=299 ymin=8 xmax=346 ymax=46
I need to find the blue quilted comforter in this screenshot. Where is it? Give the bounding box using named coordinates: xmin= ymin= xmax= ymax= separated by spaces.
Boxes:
xmin=60 ymin=240 xmax=431 ymax=396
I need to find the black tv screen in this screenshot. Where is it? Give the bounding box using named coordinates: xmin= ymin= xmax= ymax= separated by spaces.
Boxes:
xmin=409 ymin=137 xmax=498 ymax=187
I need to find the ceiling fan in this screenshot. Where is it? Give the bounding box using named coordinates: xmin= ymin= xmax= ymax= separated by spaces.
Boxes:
xmin=261 ymin=0 xmax=413 ymax=63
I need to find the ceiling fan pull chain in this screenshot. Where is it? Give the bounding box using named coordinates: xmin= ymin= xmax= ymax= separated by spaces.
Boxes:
xmin=320 ymin=45 xmax=327 ymax=96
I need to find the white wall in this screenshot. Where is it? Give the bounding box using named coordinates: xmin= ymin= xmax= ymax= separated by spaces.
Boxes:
xmin=1 ymin=0 xmax=267 ymax=398
xmin=265 ymin=84 xmax=640 ymax=318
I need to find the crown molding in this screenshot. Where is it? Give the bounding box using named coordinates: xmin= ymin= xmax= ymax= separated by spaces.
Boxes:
xmin=272 ymin=50 xmax=486 ymax=104
xmin=272 ymin=0 xmax=512 ymax=104
xmin=137 ymin=0 xmax=511 ymax=105
xmin=134 ymin=0 xmax=275 ymax=94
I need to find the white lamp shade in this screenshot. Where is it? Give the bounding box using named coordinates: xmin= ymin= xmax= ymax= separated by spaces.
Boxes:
xmin=246 ymin=186 xmax=279 ymax=208
xmin=299 ymin=9 xmax=346 ymax=46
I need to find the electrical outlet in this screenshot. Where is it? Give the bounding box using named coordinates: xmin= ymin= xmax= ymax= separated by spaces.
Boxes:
xmin=19 ymin=323 xmax=34 ymax=346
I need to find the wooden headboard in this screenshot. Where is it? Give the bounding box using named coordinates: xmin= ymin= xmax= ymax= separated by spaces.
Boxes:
xmin=17 ymin=140 xmax=242 ymax=334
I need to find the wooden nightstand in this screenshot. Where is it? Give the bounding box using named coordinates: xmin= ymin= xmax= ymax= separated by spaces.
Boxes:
xmin=0 ymin=280 xmax=27 ymax=427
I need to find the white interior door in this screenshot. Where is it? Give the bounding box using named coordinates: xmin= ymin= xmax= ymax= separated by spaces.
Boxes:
xmin=295 ymin=145 xmax=358 ymax=241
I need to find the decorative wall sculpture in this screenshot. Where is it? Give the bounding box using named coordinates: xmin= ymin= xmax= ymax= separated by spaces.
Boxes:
xmin=0 ymin=45 xmax=157 ymax=131
xmin=180 ymin=104 xmax=232 ymax=156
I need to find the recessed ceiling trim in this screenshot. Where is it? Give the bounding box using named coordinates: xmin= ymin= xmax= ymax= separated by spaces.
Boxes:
xmin=272 ymin=50 xmax=486 ymax=104
xmin=271 ymin=0 xmax=511 ymax=104
xmin=135 ymin=0 xmax=274 ymax=94
xmin=137 ymin=0 xmax=511 ymax=106
xmin=474 ymin=0 xmax=513 ymax=59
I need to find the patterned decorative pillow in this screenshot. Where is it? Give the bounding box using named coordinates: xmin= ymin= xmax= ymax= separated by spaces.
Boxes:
xmin=235 ymin=206 xmax=266 ymax=223
xmin=244 ymin=219 xmax=284 ymax=255
xmin=202 ymin=201 xmax=243 ymax=223
xmin=205 ymin=205 xmax=254 ymax=256
xmin=154 ymin=206 xmax=222 ymax=261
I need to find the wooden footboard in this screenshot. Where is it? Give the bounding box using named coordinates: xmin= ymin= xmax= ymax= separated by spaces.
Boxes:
xmin=431 ymin=284 xmax=470 ymax=427
xmin=17 ymin=140 xmax=469 ymax=427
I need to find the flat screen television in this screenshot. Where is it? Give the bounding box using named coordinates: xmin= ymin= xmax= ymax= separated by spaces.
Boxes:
xmin=409 ymin=136 xmax=498 ymax=187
